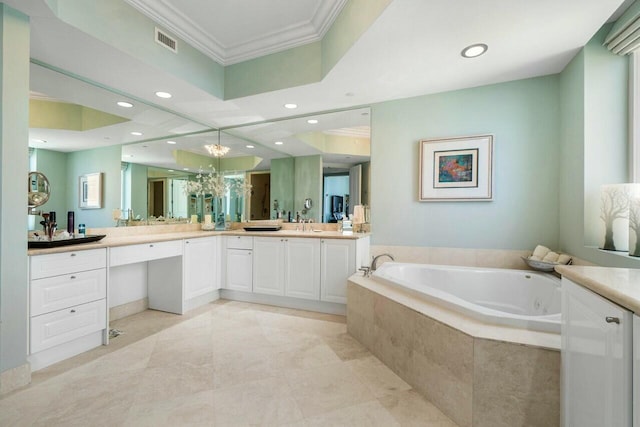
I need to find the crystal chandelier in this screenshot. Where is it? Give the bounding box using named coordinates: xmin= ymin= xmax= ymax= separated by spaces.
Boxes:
xmin=204 ymin=143 xmax=230 ymax=157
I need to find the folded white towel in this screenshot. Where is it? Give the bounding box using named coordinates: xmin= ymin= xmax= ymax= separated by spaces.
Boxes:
xmin=557 ymin=254 xmax=572 ymax=265
xmin=533 ymin=245 xmax=550 ymax=258
xmin=543 ymin=251 xmax=560 ymax=262
xmin=529 ymin=255 xmax=542 ymax=261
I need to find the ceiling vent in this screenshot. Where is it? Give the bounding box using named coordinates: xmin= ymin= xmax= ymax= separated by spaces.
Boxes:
xmin=155 ymin=27 xmax=178 ymax=53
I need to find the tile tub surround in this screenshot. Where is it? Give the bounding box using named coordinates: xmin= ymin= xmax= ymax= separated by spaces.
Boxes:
xmin=370 ymin=245 xmax=594 ymax=270
xmin=0 ymin=300 xmax=458 ymax=426
xmin=347 ymin=278 xmax=560 ymax=427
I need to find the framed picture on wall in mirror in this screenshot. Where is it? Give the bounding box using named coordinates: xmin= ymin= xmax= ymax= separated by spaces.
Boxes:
xmin=419 ymin=135 xmax=493 ymax=201
xmin=79 ymin=172 xmax=103 ymax=209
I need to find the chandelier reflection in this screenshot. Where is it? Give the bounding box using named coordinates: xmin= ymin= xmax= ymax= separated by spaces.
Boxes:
xmin=204 ymin=143 xmax=230 ymax=157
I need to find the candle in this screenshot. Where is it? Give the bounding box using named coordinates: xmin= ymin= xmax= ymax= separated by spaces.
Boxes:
xmin=191 ymin=214 xmax=198 ymax=224
xmin=204 ymin=214 xmax=212 ymax=224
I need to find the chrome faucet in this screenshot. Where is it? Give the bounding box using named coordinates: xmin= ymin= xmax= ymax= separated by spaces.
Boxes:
xmin=371 ymin=253 xmax=394 ymax=271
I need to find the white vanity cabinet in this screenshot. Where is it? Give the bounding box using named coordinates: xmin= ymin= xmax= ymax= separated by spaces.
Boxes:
xmin=28 ymin=248 xmax=108 ymax=371
xmin=224 ymin=236 xmax=253 ymax=292
xmin=183 ymin=236 xmax=220 ymax=311
xmin=561 ymin=277 xmax=633 ymax=427
xmin=252 ymin=236 xmax=320 ymax=300
xmin=320 ymin=237 xmax=369 ymax=304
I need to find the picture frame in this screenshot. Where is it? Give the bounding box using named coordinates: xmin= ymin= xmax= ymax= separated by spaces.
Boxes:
xmin=419 ymin=135 xmax=493 ymax=201
xmin=79 ymin=172 xmax=103 ymax=209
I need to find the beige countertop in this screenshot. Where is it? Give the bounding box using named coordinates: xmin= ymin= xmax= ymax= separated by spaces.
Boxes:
xmin=555 ymin=265 xmax=640 ymax=314
xmin=28 ymin=228 xmax=370 ymax=256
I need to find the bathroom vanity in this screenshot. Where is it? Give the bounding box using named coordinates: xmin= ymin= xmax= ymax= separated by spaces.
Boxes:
xmin=557 ymin=266 xmax=640 ymax=427
xmin=27 ymin=227 xmax=369 ymax=370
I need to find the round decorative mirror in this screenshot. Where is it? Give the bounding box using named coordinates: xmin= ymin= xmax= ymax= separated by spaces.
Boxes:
xmin=28 ymin=171 xmax=50 ymax=210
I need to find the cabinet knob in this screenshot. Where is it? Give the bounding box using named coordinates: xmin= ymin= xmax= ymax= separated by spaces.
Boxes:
xmin=70 ymin=253 xmax=76 ymax=257
xmin=150 ymin=244 xmax=154 ymax=248
xmin=70 ymin=309 xmax=76 ymax=313
xmin=70 ymin=275 xmax=76 ymax=280
xmin=605 ymin=316 xmax=620 ymax=324
xmin=186 ymin=241 xmax=189 ymax=244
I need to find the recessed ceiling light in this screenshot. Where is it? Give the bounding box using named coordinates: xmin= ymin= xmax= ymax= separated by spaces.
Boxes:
xmin=284 ymin=103 xmax=297 ymax=109
xmin=246 ymin=145 xmax=255 ymax=149
xmin=461 ymin=43 xmax=488 ymax=58
xmin=117 ymin=101 xmax=134 ymax=108
xmin=183 ymin=168 xmax=189 ymax=171
xmin=130 ymin=131 xmax=143 ymax=136
xmin=275 ymin=141 xmax=284 ymax=145
xmin=155 ymin=91 xmax=172 ymax=99
xmin=167 ymin=140 xmax=177 ymax=145
xmin=168 ymin=169 xmax=175 ymax=172
xmin=307 ymin=119 xmax=318 ymax=124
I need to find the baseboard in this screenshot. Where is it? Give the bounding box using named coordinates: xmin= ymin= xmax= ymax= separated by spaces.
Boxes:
xmin=28 ymin=331 xmax=104 ymax=372
xmin=184 ymin=290 xmax=220 ymax=312
xmin=109 ymin=298 xmax=148 ymax=321
xmin=220 ymin=289 xmax=346 ymax=315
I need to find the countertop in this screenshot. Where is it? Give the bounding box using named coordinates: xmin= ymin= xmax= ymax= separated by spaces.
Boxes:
xmin=555 ymin=265 xmax=640 ymax=314
xmin=28 ymin=229 xmax=370 ymax=256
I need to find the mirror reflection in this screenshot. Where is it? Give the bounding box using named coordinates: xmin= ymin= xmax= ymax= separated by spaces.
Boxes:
xmin=27 ymin=63 xmax=371 ymax=229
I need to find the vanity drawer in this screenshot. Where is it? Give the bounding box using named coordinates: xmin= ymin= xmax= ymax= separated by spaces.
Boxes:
xmin=31 ymin=268 xmax=106 ymax=317
xmin=30 ymin=299 xmax=106 ymax=353
xmin=109 ymin=240 xmax=182 ymax=266
xmin=226 ymin=235 xmax=253 ymax=250
xmin=30 ymin=248 xmax=107 ymax=280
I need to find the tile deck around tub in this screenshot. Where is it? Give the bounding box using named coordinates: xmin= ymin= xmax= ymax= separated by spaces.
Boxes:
xmin=0 ymin=300 xmax=458 ymax=427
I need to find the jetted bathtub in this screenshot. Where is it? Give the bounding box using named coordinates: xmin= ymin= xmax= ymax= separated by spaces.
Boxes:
xmin=371 ymin=262 xmax=561 ymax=333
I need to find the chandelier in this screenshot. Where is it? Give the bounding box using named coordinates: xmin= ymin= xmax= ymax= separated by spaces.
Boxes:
xmin=204 ymin=143 xmax=230 ymax=157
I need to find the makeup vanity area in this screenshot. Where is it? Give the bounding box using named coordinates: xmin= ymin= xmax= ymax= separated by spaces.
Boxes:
xmin=27 ymin=225 xmax=370 ymax=371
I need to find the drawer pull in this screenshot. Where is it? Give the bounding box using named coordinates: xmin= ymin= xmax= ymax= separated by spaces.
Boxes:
xmin=70 ymin=275 xmax=76 ymax=280
xmin=70 ymin=253 xmax=77 ymax=257
xmin=150 ymin=244 xmax=154 ymax=248
xmin=605 ymin=316 xmax=620 ymax=324
xmin=70 ymin=309 xmax=76 ymax=313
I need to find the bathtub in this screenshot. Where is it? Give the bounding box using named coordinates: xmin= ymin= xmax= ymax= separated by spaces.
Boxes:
xmin=371 ymin=262 xmax=561 ymax=333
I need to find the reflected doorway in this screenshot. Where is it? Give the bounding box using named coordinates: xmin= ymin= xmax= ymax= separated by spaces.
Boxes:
xmin=148 ymin=179 xmax=165 ymax=217
xmin=249 ymin=173 xmax=270 ymax=220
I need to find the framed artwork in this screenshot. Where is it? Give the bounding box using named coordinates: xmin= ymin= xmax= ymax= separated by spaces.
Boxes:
xmin=79 ymin=172 xmax=103 ymax=209
xmin=419 ymin=135 xmax=493 ymax=201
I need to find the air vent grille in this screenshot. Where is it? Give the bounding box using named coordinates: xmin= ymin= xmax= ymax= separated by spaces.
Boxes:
xmin=155 ymin=27 xmax=177 ymax=53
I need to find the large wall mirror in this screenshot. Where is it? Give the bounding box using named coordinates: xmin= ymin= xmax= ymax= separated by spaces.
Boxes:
xmin=28 ymin=62 xmax=370 ymax=229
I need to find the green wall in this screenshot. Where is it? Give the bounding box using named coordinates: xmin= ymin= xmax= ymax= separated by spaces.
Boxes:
xmin=0 ymin=4 xmax=29 ymax=375
xmin=294 ymin=155 xmax=323 ymax=222
xmin=371 ymin=75 xmax=561 ymax=250
xmin=558 ymin=25 xmax=638 ymax=267
xmin=270 ymin=157 xmax=295 ymax=218
xmin=34 ymin=148 xmax=69 ymax=229
xmin=66 ymin=145 xmax=122 ymax=228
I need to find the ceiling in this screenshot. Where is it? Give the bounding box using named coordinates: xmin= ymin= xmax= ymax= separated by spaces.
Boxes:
xmin=5 ymin=0 xmax=633 ymax=170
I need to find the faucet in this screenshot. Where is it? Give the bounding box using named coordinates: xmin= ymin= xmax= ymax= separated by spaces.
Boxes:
xmin=371 ymin=253 xmax=394 ymax=271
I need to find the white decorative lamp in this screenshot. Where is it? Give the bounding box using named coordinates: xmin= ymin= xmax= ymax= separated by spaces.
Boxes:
xmin=599 ymin=184 xmax=636 ymax=252
xmin=628 ymin=184 xmax=640 ymax=257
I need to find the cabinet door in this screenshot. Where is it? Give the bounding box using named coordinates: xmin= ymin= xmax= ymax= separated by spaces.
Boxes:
xmin=320 ymin=239 xmax=355 ymax=304
xmin=285 ymin=238 xmax=320 ymax=300
xmin=183 ymin=236 xmax=218 ymax=300
xmin=561 ymin=278 xmax=633 ymax=427
xmin=253 ymin=237 xmax=285 ymax=296
xmin=225 ymin=249 xmax=253 ymax=292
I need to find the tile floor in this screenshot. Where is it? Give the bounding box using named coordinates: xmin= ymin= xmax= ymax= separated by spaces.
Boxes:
xmin=0 ymin=300 xmax=459 ymax=426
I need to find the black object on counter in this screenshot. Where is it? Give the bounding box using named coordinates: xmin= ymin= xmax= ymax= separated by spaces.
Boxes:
xmin=28 ymin=234 xmax=106 ymax=249
xmin=67 ymin=211 xmax=75 ymax=234
xmin=49 ymin=211 xmax=56 ymax=222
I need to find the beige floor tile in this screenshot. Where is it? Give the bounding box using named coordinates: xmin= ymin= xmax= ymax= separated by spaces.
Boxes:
xmin=273 ymin=339 xmax=342 ymax=371
xmin=304 ymin=399 xmax=400 ymax=426
xmin=211 ymin=376 xmax=304 ymax=426
xmin=379 ymin=389 xmax=460 ymax=427
xmin=346 ymin=355 xmax=412 ymax=398
xmin=133 ymin=362 xmax=215 ymax=405
xmin=322 ymin=331 xmax=371 ymax=361
xmin=284 ymin=361 xmax=376 ymax=417
xmin=123 ymin=389 xmax=215 ymax=427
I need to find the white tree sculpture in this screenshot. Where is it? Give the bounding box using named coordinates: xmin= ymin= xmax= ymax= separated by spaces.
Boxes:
xmin=629 ymin=199 xmax=640 ymax=256
xmin=600 ymin=185 xmax=630 ymax=251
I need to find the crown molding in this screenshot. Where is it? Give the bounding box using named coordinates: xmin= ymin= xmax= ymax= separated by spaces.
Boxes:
xmin=124 ymin=0 xmax=347 ymax=66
